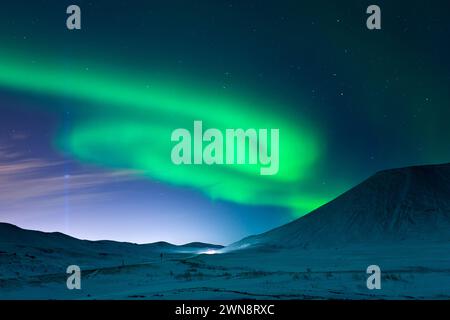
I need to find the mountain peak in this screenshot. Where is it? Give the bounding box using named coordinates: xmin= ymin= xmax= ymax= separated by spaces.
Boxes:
xmin=230 ymin=163 xmax=450 ymax=250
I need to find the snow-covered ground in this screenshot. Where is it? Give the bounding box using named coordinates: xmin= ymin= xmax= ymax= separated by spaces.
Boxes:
xmin=1 ymin=241 xmax=450 ymax=299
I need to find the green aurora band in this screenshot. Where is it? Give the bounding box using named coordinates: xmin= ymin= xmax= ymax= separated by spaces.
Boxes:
xmin=0 ymin=52 xmax=326 ymax=215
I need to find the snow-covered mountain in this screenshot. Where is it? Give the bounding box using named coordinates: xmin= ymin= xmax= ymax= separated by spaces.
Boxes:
xmin=229 ymin=163 xmax=450 ymax=250
xmin=2 ymin=163 xmax=450 ymax=299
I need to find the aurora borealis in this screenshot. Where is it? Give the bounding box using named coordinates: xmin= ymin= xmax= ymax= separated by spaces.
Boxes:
xmin=0 ymin=0 xmax=449 ymax=244
xmin=0 ymin=50 xmax=320 ymax=212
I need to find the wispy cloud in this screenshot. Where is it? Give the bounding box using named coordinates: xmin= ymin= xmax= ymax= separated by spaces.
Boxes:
xmin=10 ymin=131 xmax=29 ymax=141
xmin=0 ymin=144 xmax=140 ymax=209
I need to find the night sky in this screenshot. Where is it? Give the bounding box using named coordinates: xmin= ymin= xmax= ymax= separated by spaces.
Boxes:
xmin=0 ymin=0 xmax=449 ymax=245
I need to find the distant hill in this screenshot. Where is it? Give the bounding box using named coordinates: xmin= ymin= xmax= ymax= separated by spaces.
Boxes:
xmin=180 ymin=242 xmax=223 ymax=249
xmin=229 ymin=163 xmax=450 ymax=250
xmin=0 ymin=222 xmax=223 ymax=252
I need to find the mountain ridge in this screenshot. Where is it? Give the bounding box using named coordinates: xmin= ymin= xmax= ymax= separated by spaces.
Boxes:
xmin=0 ymin=222 xmax=223 ymax=249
